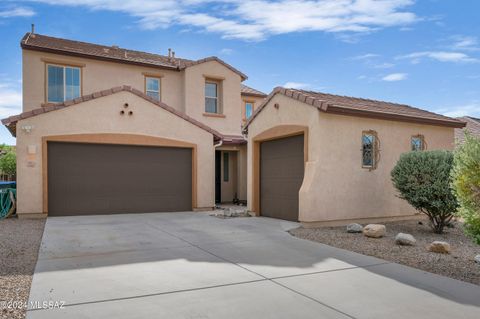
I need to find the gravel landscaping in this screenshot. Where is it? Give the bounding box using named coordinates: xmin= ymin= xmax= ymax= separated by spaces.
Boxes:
xmin=0 ymin=218 xmax=45 ymax=319
xmin=290 ymin=219 xmax=480 ymax=285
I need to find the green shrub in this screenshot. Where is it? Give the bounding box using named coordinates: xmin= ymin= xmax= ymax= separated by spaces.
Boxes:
xmin=0 ymin=151 xmax=16 ymax=177
xmin=452 ymin=133 xmax=480 ymax=244
xmin=391 ymin=150 xmax=458 ymax=234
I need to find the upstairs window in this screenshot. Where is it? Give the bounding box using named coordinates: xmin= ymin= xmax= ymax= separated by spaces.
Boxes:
xmin=245 ymin=102 xmax=253 ymax=119
xmin=205 ymin=81 xmax=218 ymax=113
xmin=362 ymin=130 xmax=379 ymax=169
xmin=411 ymin=135 xmax=425 ymax=151
xmin=47 ymin=64 xmax=81 ymax=103
xmin=145 ymin=77 xmax=161 ymax=101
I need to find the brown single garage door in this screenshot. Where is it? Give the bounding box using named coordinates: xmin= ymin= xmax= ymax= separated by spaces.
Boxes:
xmin=260 ymin=134 xmax=304 ymax=221
xmin=47 ymin=142 xmax=192 ymax=216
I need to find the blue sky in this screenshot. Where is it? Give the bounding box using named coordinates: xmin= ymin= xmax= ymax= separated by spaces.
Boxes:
xmin=0 ymin=0 xmax=479 ymax=145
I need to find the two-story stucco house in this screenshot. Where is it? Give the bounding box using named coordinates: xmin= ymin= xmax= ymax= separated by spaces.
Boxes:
xmin=2 ymin=32 xmax=266 ymax=217
xmin=2 ymin=32 xmax=466 ymax=226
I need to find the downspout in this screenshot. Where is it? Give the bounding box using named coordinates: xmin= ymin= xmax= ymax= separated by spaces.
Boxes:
xmin=214 ymin=139 xmax=223 ymax=148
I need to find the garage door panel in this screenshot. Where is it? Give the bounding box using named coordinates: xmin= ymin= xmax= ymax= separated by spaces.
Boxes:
xmin=260 ymin=134 xmax=304 ymax=221
xmin=48 ymin=142 xmax=192 ymax=216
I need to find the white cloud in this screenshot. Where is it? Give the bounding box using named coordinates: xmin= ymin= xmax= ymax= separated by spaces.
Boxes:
xmin=219 ymin=48 xmax=233 ymax=55
xmin=435 ymin=101 xmax=480 ymax=118
xmin=450 ymin=35 xmax=479 ymax=51
xmin=283 ymin=82 xmax=311 ymax=89
xmin=382 ymin=73 xmax=407 ymax=81
xmin=350 ymin=53 xmax=380 ymax=60
xmin=397 ymin=51 xmax=478 ymax=63
xmin=373 ymin=62 xmax=395 ymax=68
xmin=0 ymin=6 xmax=35 ymax=18
xmin=0 ymin=88 xmax=22 ymax=118
xmin=26 ymin=0 xmax=418 ymax=41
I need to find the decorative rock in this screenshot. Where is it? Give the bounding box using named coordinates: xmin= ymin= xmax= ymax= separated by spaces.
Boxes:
xmin=363 ymin=224 xmax=386 ymax=238
xmin=395 ymin=233 xmax=416 ymax=246
xmin=346 ymin=223 xmax=363 ymax=233
xmin=474 ymin=255 xmax=480 ymax=264
xmin=428 ymin=241 xmax=451 ymax=254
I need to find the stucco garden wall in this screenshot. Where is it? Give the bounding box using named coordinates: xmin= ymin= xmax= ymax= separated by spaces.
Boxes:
xmin=16 ymin=91 xmax=215 ymax=215
xmin=247 ymin=94 xmax=455 ymax=224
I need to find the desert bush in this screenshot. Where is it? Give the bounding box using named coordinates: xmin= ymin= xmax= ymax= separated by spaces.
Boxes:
xmin=391 ymin=150 xmax=458 ymax=234
xmin=452 ymin=133 xmax=480 ymax=244
xmin=0 ymin=151 xmax=16 ymax=177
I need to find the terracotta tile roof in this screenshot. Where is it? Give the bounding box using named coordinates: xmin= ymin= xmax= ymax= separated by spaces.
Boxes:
xmin=455 ymin=116 xmax=480 ymax=143
xmin=221 ymin=134 xmax=247 ymax=145
xmin=21 ymin=33 xmax=247 ymax=80
xmin=241 ymin=84 xmax=267 ymax=97
xmin=2 ymin=85 xmax=223 ymax=141
xmin=244 ymin=87 xmax=466 ymax=129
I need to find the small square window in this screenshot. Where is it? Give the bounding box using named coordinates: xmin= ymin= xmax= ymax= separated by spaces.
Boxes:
xmin=145 ymin=77 xmax=160 ymax=101
xmin=411 ymin=135 xmax=425 ymax=151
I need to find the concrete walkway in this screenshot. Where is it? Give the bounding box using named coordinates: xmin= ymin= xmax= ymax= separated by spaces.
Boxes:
xmin=27 ymin=212 xmax=480 ymax=318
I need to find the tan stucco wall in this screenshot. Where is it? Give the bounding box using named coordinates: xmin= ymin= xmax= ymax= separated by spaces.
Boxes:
xmin=218 ymin=151 xmax=238 ymax=203
xmin=247 ymin=94 xmax=455 ymax=223
xmin=184 ymin=61 xmax=243 ymax=136
xmin=22 ymin=50 xmax=184 ymax=113
xmin=217 ymin=144 xmax=247 ymax=201
xmin=23 ymin=50 xmax=244 ymax=138
xmin=16 ymin=91 xmax=215 ymax=215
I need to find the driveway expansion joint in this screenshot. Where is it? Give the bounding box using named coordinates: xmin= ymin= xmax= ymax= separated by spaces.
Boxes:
xmin=148 ymin=223 xmax=360 ymax=319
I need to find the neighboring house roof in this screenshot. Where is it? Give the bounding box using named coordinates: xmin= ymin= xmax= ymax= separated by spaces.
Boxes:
xmin=21 ymin=33 xmax=247 ymax=80
xmin=1 ymin=85 xmax=223 ymax=141
xmin=455 ymin=116 xmax=480 ymax=143
xmin=244 ymin=87 xmax=466 ymax=129
xmin=241 ymin=84 xmax=267 ymax=97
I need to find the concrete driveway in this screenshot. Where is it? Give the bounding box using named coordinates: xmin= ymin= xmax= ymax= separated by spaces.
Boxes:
xmin=27 ymin=212 xmax=480 ymax=318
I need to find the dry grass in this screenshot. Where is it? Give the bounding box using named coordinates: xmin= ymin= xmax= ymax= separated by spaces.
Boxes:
xmin=0 ymin=218 xmax=45 ymax=319
xmin=290 ymin=220 xmax=480 ymax=285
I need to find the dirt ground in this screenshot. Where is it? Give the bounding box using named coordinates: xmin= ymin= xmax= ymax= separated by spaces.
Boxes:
xmin=290 ymin=219 xmax=480 ymax=285
xmin=0 ymin=217 xmax=45 ymax=319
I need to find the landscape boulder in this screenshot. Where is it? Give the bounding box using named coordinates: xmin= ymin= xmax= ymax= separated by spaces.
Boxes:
xmin=427 ymin=241 xmax=451 ymax=254
xmin=475 ymin=255 xmax=480 ymax=264
xmin=395 ymin=233 xmax=416 ymax=246
xmin=363 ymin=224 xmax=386 ymax=238
xmin=346 ymin=223 xmax=363 ymax=233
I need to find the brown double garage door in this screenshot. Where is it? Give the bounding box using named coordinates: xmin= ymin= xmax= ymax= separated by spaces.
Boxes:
xmin=260 ymin=134 xmax=304 ymax=222
xmin=47 ymin=142 xmax=192 ymax=216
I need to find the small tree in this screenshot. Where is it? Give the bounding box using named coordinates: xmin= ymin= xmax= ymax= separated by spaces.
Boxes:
xmin=451 ymin=133 xmax=480 ymax=244
xmin=0 ymin=151 xmax=16 ymax=177
xmin=391 ymin=150 xmax=458 ymax=234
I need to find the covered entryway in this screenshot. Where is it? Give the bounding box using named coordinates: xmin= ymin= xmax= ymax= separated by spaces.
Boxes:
xmin=47 ymin=141 xmax=193 ymax=216
xmin=260 ymin=134 xmax=304 ymax=221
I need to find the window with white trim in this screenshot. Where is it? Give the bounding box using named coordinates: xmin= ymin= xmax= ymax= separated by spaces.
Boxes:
xmin=47 ymin=64 xmax=81 ymax=103
xmin=145 ymin=77 xmax=161 ymax=101
xmin=205 ymin=81 xmax=219 ymax=113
